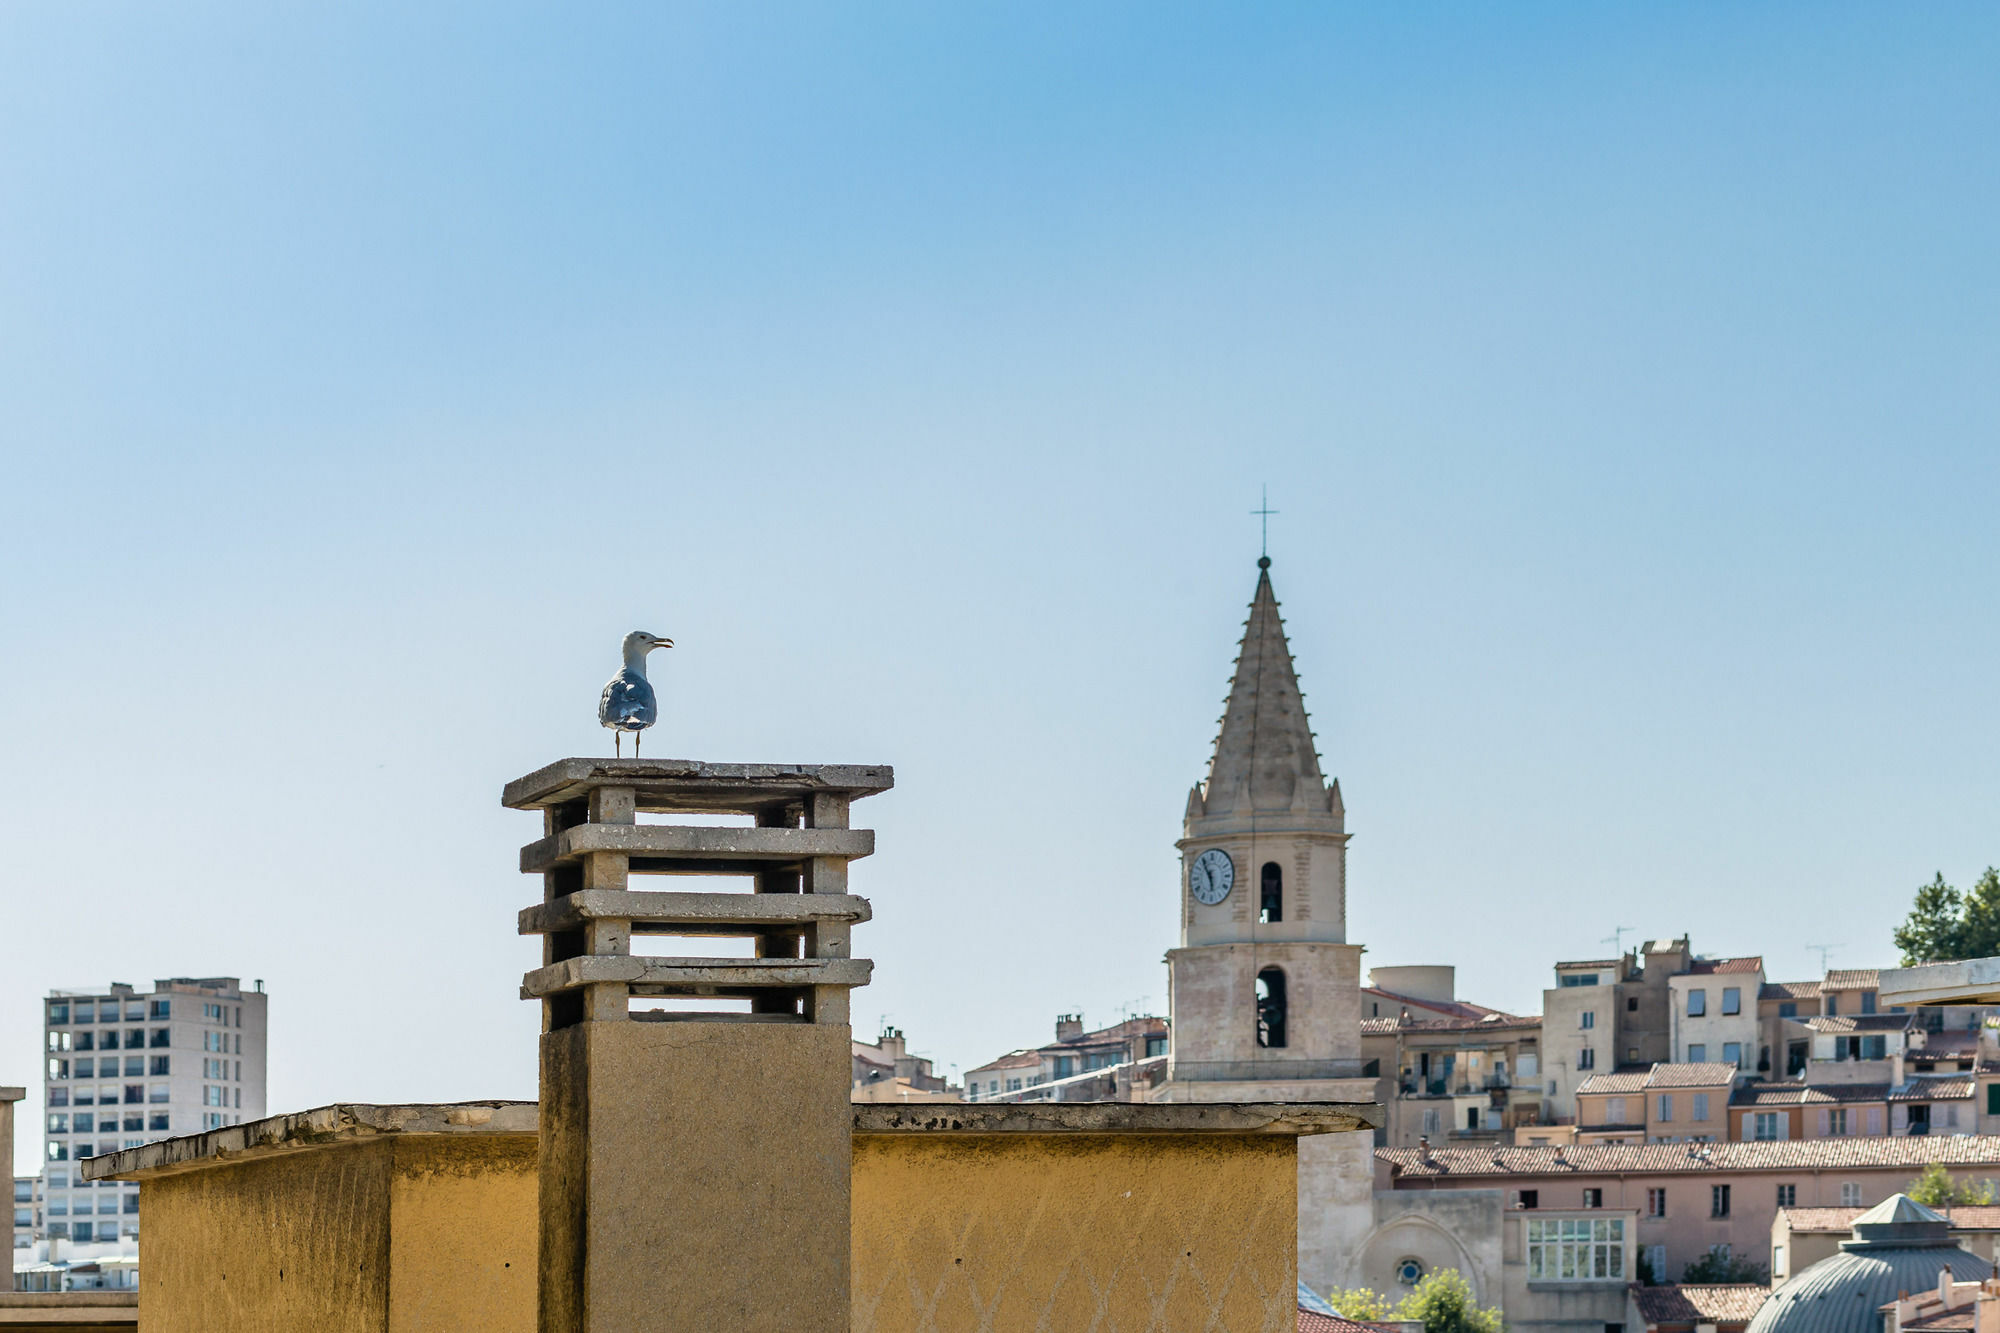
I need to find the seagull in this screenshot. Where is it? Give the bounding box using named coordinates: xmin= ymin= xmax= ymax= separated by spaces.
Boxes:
xmin=599 ymin=630 xmax=673 ymax=756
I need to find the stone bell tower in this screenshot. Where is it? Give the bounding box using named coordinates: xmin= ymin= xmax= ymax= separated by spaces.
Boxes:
xmin=1155 ymin=558 xmax=1377 ymax=1293
xmin=1161 ymin=556 xmax=1367 ymax=1095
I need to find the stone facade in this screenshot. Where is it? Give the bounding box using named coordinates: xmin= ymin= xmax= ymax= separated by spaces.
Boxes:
xmin=1151 ymin=559 xmax=1377 ymax=1292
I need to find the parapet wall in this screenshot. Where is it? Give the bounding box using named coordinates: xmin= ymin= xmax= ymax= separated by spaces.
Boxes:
xmin=88 ymin=1100 xmax=1372 ymax=1333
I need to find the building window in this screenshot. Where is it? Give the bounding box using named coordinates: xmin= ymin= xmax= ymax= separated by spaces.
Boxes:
xmin=1145 ymin=1036 xmax=1166 ymax=1058
xmin=1780 ymin=1001 xmax=1798 ymax=1018
xmin=1519 ymin=1189 xmax=1539 ymax=1209
xmin=1255 ymin=968 xmax=1287 ymax=1049
xmin=1582 ymin=1188 xmax=1603 ymax=1208
xmin=1687 ymin=1044 xmax=1706 ymax=1063
xmin=1581 ymin=1011 xmax=1595 ymax=1030
xmin=1605 ymin=1097 xmax=1627 ymax=1124
xmin=151 ymin=1056 xmax=169 ymax=1076
xmin=148 ymin=1113 xmax=169 ymax=1131
xmin=1560 ymin=974 xmax=1601 ymax=988
xmin=1395 ymin=1258 xmax=1425 ymax=1287
xmin=1711 ymin=1185 xmax=1731 ymax=1217
xmin=1861 ymin=992 xmax=1877 ymax=1015
xmin=1577 ymin=1049 xmax=1595 ymax=1070
xmin=1692 ymin=1093 xmax=1710 ymax=1121
xmin=149 ymin=1029 xmax=168 ymax=1049
xmin=1688 ymin=990 xmax=1707 ymax=1017
xmin=1647 ymin=1188 xmax=1666 ymax=1217
xmin=1052 ymin=1057 xmax=1073 ymax=1079
xmin=1724 ymin=1042 xmax=1742 ymax=1068
xmin=1527 ymin=1218 xmax=1625 ymax=1281
xmin=1841 ymin=1182 xmax=1862 ymax=1206
xmin=150 ymin=999 xmax=170 ymax=1019
xmin=1777 ymin=1184 xmax=1797 ymax=1207
xmin=1827 ymin=994 xmax=1839 ymax=1017
xmin=1722 ymin=987 xmax=1741 ymax=1016
xmin=1754 ymin=1112 xmax=1781 ymax=1140
xmin=1259 ymin=862 xmax=1283 ymax=924
xmin=1827 ymin=1108 xmax=1849 ymax=1135
xmin=1658 ymin=1095 xmax=1673 ymax=1122
xmin=1645 ymin=1244 xmax=1668 ymax=1281
xmin=1628 ymin=997 xmax=1639 ymax=1012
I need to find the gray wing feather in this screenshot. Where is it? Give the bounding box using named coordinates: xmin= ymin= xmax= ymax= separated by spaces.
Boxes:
xmin=598 ymin=671 xmax=658 ymax=730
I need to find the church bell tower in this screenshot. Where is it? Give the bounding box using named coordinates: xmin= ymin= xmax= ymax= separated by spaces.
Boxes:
xmin=1160 ymin=557 xmax=1368 ymax=1097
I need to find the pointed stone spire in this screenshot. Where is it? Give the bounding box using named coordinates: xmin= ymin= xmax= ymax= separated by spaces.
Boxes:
xmin=1194 ymin=557 xmax=1335 ymax=824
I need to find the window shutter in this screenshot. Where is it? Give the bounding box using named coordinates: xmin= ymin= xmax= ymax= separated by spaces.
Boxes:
xmin=1817 ymin=1107 xmax=1830 ymax=1136
xmin=1777 ymin=1113 xmax=1789 ymax=1141
xmin=1892 ymin=1105 xmax=1907 ymax=1134
xmin=1866 ymin=1106 xmax=1884 ymax=1135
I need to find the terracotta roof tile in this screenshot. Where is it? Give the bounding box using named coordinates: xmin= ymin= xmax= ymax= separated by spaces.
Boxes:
xmin=1797 ymin=1083 xmax=1891 ymax=1104
xmin=1578 ymin=1070 xmax=1654 ymax=1095
xmin=1629 ymin=1284 xmax=1771 ymax=1325
xmin=1824 ymin=969 xmax=1884 ymax=990
xmin=1689 ymin=957 xmax=1765 ymax=976
xmin=1730 ymin=1082 xmax=1809 ymax=1107
xmin=1888 ymin=1076 xmax=1975 ymax=1101
xmin=1781 ymin=1205 xmax=2000 ymax=1232
xmin=1379 ymin=1135 xmax=2000 ymax=1178
xmin=1299 ymin=1312 xmax=1401 ymax=1333
xmin=1805 ymin=1014 xmax=1913 ymax=1033
xmin=1762 ymin=981 xmax=1823 ymax=1000
xmin=1648 ymin=1062 xmax=1742 ymax=1088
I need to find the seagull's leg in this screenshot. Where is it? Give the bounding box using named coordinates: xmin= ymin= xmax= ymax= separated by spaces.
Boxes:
xmin=634 ymin=730 xmax=641 ymax=756
xmin=615 ymin=732 xmax=622 ymax=758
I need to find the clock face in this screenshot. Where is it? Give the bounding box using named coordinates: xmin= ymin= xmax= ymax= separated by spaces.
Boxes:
xmin=1188 ymin=848 xmax=1235 ymax=905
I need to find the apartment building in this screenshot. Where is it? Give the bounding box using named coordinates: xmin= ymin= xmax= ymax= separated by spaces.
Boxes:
xmin=1541 ymin=939 xmax=1690 ymax=1123
xmin=1669 ymin=957 xmax=1764 ymax=1069
xmin=850 ymin=1026 xmax=960 ymax=1102
xmin=38 ymin=978 xmax=267 ymax=1249
xmin=963 ymin=1014 xmax=1168 ymax=1102
xmin=1375 ymin=1136 xmax=2000 ymax=1300
xmin=1360 ymin=965 xmax=1543 ymax=1146
xmin=1576 ymin=1062 xmax=1740 ymax=1144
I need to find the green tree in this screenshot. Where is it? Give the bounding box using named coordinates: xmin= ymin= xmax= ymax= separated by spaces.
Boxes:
xmin=1396 ymin=1268 xmax=1505 ymax=1333
xmin=1682 ymin=1251 xmax=1769 ymax=1284
xmin=1906 ymin=1162 xmax=1996 ymax=1209
xmin=1957 ymin=868 xmax=2000 ymax=960
xmin=1323 ymin=1287 xmax=1399 ymax=1320
xmin=1895 ymin=873 xmax=1965 ymax=965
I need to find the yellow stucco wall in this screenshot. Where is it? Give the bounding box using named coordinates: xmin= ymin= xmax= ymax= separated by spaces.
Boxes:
xmin=136 ymin=1137 xmax=535 ymax=1333
xmin=850 ymin=1133 xmax=1300 ymax=1333
xmin=131 ymin=1125 xmax=1302 ymax=1332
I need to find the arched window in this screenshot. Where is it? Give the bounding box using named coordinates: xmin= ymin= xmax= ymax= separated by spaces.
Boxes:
xmin=1259 ymin=862 xmax=1283 ymax=923
xmin=1256 ymin=967 xmax=1287 ymax=1049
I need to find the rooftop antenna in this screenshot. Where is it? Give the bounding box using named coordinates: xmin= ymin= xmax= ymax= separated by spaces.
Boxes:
xmin=1252 ymin=486 xmax=1278 ymax=564
xmin=1604 ymin=926 xmax=1635 ymax=956
xmin=1807 ymin=944 xmax=1842 ymax=974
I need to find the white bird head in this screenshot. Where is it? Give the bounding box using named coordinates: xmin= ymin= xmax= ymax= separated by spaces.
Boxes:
xmin=621 ymin=630 xmax=674 ymax=669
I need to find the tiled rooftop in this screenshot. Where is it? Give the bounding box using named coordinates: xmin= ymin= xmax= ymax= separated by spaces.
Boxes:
xmin=1577 ymin=1070 xmax=1653 ymax=1095
xmin=1762 ymin=980 xmax=1823 ymax=1000
xmin=1629 ymin=1284 xmax=1772 ymax=1325
xmin=1688 ymin=957 xmax=1765 ymax=976
xmin=1887 ymin=1076 xmax=1975 ymax=1101
xmin=1805 ymin=1014 xmax=1914 ymax=1033
xmin=1781 ymin=1205 xmax=2000 ymax=1233
xmin=1380 ymin=1135 xmax=2000 ymax=1178
xmin=1824 ymin=969 xmax=1884 ymax=990
xmin=1649 ymin=1062 xmax=1743 ymax=1088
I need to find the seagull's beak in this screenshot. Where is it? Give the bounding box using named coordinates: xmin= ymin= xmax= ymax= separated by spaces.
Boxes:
xmin=657 ymin=637 xmax=675 ymax=648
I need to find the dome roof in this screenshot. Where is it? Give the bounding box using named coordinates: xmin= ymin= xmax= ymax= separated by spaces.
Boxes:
xmin=1747 ymin=1195 xmax=1992 ymax=1333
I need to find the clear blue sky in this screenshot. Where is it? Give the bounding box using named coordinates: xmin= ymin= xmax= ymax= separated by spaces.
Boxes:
xmin=5 ymin=4 xmax=1997 ymax=1174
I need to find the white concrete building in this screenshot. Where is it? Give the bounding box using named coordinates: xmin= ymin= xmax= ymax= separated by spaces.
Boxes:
xmin=36 ymin=978 xmax=268 ymax=1257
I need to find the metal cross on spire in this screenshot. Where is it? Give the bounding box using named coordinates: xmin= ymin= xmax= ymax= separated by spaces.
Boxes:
xmin=1251 ymin=486 xmax=1278 ymax=562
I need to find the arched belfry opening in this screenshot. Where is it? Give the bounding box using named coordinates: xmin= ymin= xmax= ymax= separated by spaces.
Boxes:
xmin=1256 ymin=967 xmax=1288 ymax=1049
xmin=1259 ymin=862 xmax=1282 ymax=923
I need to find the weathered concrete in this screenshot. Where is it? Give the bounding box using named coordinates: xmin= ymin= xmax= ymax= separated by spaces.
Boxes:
xmin=0 ymin=1293 xmax=137 ymax=1330
xmin=539 ymin=1022 xmax=854 ymax=1332
xmin=853 ymin=1132 xmax=1301 ymax=1331
xmin=502 ymin=759 xmax=894 ymax=814
xmin=512 ymin=757 xmax=893 ymax=1332
xmin=91 ymin=1099 xmax=1356 ymax=1333
xmin=1881 ymin=958 xmax=2000 ymax=1009
xmin=90 ymin=1110 xmax=535 ymax=1333
xmin=1 ymin=1086 xmax=21 ymax=1199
